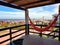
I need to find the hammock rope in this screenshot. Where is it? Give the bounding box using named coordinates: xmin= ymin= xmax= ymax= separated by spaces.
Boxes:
xmin=28 ymin=14 xmax=59 ymax=32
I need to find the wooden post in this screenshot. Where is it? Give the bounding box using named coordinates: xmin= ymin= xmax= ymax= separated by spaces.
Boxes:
xmin=39 ymin=25 xmax=42 ymax=37
xmin=25 ymin=9 xmax=29 ymax=35
xmin=10 ymin=28 xmax=12 ymax=45
xmin=59 ymin=5 xmax=60 ymax=41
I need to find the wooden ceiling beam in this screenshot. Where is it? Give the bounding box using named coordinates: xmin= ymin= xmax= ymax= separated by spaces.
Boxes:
xmin=23 ymin=0 xmax=53 ymax=9
xmin=0 ymin=1 xmax=25 ymax=10
xmin=9 ymin=0 xmax=21 ymax=3
xmin=24 ymin=0 xmax=60 ymax=9
xmin=26 ymin=3 xmax=56 ymax=9
xmin=18 ymin=0 xmax=48 ymax=6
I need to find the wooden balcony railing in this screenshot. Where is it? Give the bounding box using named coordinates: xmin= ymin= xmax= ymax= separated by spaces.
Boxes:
xmin=29 ymin=24 xmax=59 ymax=40
xmin=0 ymin=25 xmax=25 ymax=45
xmin=0 ymin=24 xmax=60 ymax=45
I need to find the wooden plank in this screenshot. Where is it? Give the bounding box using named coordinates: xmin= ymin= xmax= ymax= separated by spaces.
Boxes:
xmin=0 ymin=1 xmax=25 ymax=10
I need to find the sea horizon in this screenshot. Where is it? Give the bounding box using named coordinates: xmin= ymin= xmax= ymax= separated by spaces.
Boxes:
xmin=0 ymin=19 xmax=25 ymax=21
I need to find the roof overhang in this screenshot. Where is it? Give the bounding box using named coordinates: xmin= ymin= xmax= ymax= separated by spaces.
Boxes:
xmin=0 ymin=0 xmax=60 ymax=10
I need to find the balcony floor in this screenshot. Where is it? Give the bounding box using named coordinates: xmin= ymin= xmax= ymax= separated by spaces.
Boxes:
xmin=22 ymin=35 xmax=60 ymax=45
xmin=10 ymin=35 xmax=60 ymax=45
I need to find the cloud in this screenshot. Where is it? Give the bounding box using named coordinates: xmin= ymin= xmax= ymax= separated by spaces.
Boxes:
xmin=0 ymin=3 xmax=59 ymax=19
xmin=29 ymin=4 xmax=59 ymax=19
xmin=0 ymin=11 xmax=25 ymax=19
xmin=29 ymin=11 xmax=53 ymax=19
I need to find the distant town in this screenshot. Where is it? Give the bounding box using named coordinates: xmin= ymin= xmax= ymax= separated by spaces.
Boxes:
xmin=0 ymin=18 xmax=59 ymax=29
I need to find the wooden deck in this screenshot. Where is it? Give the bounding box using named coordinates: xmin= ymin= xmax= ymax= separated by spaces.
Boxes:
xmin=7 ymin=35 xmax=60 ymax=45
xmin=22 ymin=35 xmax=60 ymax=45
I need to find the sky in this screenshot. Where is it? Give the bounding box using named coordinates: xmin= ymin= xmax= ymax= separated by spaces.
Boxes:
xmin=0 ymin=3 xmax=59 ymax=19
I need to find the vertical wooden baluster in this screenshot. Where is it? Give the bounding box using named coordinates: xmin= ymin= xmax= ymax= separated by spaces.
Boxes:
xmin=10 ymin=28 xmax=12 ymax=45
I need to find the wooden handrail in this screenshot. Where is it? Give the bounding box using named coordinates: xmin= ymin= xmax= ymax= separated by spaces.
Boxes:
xmin=0 ymin=24 xmax=59 ymax=45
xmin=0 ymin=24 xmax=25 ymax=45
xmin=0 ymin=32 xmax=25 ymax=44
xmin=0 ymin=24 xmax=25 ymax=31
xmin=0 ymin=29 xmax=25 ymax=38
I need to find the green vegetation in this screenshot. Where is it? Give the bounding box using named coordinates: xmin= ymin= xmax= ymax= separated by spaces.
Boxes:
xmin=42 ymin=35 xmax=48 ymax=38
xmin=0 ymin=21 xmax=25 ymax=35
xmin=54 ymin=37 xmax=59 ymax=40
xmin=32 ymin=33 xmax=59 ymax=40
xmin=12 ymin=26 xmax=25 ymax=30
xmin=0 ymin=21 xmax=24 ymax=28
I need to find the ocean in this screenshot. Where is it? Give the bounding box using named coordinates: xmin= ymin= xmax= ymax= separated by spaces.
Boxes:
xmin=0 ymin=19 xmax=25 ymax=21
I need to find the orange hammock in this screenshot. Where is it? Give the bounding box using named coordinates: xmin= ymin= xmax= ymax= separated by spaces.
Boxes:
xmin=28 ymin=14 xmax=59 ymax=32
